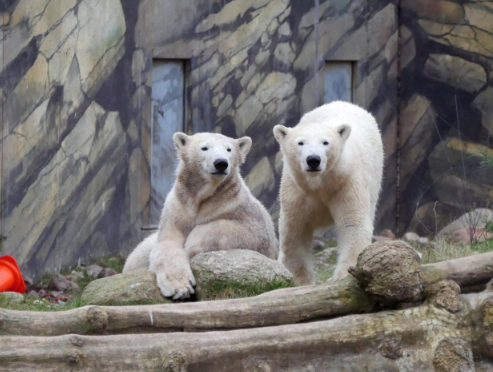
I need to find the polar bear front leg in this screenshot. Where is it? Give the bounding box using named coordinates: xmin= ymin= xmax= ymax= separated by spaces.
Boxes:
xmin=149 ymin=228 xmax=196 ymax=300
xmin=330 ymin=191 xmax=373 ymax=281
xmin=278 ymin=212 xmax=315 ymax=286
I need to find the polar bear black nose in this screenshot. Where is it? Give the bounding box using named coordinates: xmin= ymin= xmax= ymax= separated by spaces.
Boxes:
xmin=214 ymin=159 xmax=229 ymax=172
xmin=306 ymin=155 xmax=321 ymax=170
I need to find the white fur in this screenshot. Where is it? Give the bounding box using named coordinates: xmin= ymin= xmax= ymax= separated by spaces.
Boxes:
xmin=274 ymin=101 xmax=383 ymax=284
xmin=124 ymin=132 xmax=278 ymax=299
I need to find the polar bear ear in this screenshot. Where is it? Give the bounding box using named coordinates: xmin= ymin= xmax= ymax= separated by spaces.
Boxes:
xmin=173 ymin=132 xmax=189 ymax=150
xmin=273 ymin=125 xmax=290 ymax=142
xmin=338 ymin=124 xmax=351 ymax=141
xmin=236 ymin=136 xmax=252 ymax=162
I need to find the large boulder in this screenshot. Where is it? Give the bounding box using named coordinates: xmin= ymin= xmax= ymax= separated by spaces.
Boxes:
xmin=81 ymin=250 xmax=294 ymax=305
xmin=190 ymin=250 xmax=293 ymax=300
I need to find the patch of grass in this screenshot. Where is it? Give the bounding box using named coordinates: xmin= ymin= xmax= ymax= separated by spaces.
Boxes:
xmin=314 ymin=265 xmax=334 ymax=283
xmin=0 ymin=295 xmax=83 ymax=312
xmin=413 ymin=238 xmax=493 ymax=264
xmin=198 ymin=278 xmax=295 ymax=301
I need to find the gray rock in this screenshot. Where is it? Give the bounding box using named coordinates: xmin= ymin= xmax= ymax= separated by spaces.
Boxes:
xmin=81 ymin=269 xmax=171 ymax=306
xmin=48 ymin=274 xmax=80 ymax=292
xmin=313 ymin=239 xmax=325 ymax=250
xmin=98 ymin=268 xmax=117 ymax=278
xmin=190 ymin=250 xmax=293 ymax=298
xmin=0 ymin=292 xmax=24 ymax=306
xmin=403 ymin=232 xmax=420 ymax=243
xmin=438 ymin=209 xmax=493 ymax=238
xmin=65 ymin=270 xmax=84 ymax=283
xmin=26 ymin=290 xmax=39 ymax=298
xmin=86 ymin=264 xmax=103 ymax=278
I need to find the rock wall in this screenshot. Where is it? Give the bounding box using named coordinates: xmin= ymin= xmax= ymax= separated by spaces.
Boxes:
xmin=0 ymin=0 xmax=399 ymax=279
xmin=399 ymin=0 xmax=493 ymax=235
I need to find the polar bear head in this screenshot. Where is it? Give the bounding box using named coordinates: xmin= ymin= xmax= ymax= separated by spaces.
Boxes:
xmin=173 ymin=132 xmax=252 ymax=180
xmin=273 ymin=121 xmax=351 ymax=178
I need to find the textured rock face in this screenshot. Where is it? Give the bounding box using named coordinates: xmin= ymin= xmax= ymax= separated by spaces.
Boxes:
xmin=399 ymin=0 xmax=493 ymax=235
xmin=190 ymin=250 xmax=293 ymax=291
xmin=1 ymin=0 xmax=399 ymax=279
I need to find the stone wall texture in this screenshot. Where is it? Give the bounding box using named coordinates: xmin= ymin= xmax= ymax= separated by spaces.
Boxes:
xmin=399 ymin=0 xmax=493 ymax=235
xmin=0 ymin=0 xmax=487 ymax=279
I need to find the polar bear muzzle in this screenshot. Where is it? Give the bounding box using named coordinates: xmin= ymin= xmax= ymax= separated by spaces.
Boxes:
xmin=213 ymin=158 xmax=229 ymax=175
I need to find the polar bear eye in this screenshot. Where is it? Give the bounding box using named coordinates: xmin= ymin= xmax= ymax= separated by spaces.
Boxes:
xmin=298 ymin=141 xmax=304 ymax=146
xmin=323 ymin=141 xmax=329 ymax=145
xmin=227 ymin=148 xmax=231 ymax=152
xmin=201 ymin=147 xmax=208 ymax=151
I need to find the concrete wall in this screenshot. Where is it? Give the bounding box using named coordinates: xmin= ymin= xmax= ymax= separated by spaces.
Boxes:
xmin=0 ymin=0 xmax=420 ymax=279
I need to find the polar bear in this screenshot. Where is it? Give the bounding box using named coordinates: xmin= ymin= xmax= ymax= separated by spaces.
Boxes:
xmin=273 ymin=101 xmax=383 ymax=284
xmin=123 ymin=132 xmax=278 ymax=299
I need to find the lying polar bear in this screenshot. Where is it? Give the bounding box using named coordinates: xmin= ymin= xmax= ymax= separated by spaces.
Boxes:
xmin=274 ymin=101 xmax=384 ymax=284
xmin=123 ymin=132 xmax=278 ymax=299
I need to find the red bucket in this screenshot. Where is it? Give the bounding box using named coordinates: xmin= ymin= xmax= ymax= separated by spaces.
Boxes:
xmin=0 ymin=255 xmax=26 ymax=294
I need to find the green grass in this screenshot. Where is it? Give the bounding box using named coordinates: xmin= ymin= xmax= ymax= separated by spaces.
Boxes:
xmin=479 ymin=149 xmax=493 ymax=170
xmin=0 ymin=294 xmax=84 ymax=311
xmin=314 ymin=265 xmax=334 ymax=283
xmin=197 ymin=278 xmax=295 ymax=301
xmin=413 ymin=238 xmax=493 ymax=264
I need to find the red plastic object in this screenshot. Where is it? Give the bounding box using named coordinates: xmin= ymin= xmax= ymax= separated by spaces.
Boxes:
xmin=0 ymin=255 xmax=26 ymax=294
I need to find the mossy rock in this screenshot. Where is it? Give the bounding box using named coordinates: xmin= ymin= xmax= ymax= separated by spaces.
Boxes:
xmin=81 ymin=269 xmax=171 ymax=306
xmin=190 ymin=250 xmax=294 ymax=300
xmin=0 ymin=292 xmax=24 ymax=307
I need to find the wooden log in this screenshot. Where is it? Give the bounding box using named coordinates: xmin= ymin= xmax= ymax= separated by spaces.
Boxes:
xmin=1 ymin=251 xmax=493 ymax=337
xmin=1 ymin=284 xmax=491 ymax=372
xmin=421 ymin=252 xmax=493 ymax=288
xmin=0 ymin=276 xmax=374 ymax=336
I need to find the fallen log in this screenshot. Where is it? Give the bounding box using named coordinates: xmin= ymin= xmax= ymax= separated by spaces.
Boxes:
xmin=0 ymin=276 xmax=374 ymax=336
xmin=1 ymin=247 xmax=493 ymax=336
xmin=1 ymin=281 xmax=492 ymax=372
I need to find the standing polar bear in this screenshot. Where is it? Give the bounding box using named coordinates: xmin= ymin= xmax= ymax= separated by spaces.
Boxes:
xmin=274 ymin=101 xmax=383 ymax=284
xmin=124 ymin=132 xmax=278 ymax=299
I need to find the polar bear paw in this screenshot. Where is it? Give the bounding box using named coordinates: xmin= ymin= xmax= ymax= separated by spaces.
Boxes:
xmin=156 ymin=266 xmax=196 ymax=300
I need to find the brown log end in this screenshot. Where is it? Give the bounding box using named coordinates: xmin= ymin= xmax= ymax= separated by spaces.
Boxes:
xmin=433 ymin=338 xmax=474 ymax=372
xmin=378 ymin=337 xmax=403 ymax=359
xmin=353 ymin=240 xmax=422 ymax=304
xmin=347 ymin=266 xmax=366 ymax=284
xmin=162 ymin=351 xmax=188 ymax=372
xmin=86 ymin=306 xmax=108 ymax=333
xmin=424 ymin=280 xmax=464 ymax=313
